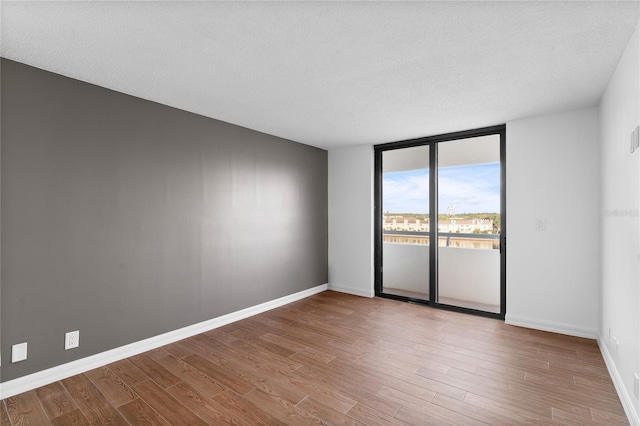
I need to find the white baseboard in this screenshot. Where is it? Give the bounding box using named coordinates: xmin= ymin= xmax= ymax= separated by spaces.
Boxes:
xmin=598 ymin=336 xmax=639 ymax=425
xmin=0 ymin=283 xmax=327 ymax=400
xmin=328 ymin=284 xmax=374 ymax=298
xmin=504 ymin=314 xmax=598 ymax=339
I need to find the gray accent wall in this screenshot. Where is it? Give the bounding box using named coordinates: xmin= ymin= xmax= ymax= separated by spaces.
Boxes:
xmin=0 ymin=59 xmax=328 ymax=382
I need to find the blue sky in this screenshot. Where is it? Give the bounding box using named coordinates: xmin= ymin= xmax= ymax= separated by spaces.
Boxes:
xmin=383 ymin=163 xmax=500 ymax=214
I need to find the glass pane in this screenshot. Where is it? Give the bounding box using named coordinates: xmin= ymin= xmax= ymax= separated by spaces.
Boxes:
xmin=381 ymin=146 xmax=430 ymax=301
xmin=437 ymin=135 xmax=501 ymax=313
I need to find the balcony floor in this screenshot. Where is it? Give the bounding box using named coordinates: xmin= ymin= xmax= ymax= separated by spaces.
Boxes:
xmin=383 ymin=287 xmax=500 ymax=314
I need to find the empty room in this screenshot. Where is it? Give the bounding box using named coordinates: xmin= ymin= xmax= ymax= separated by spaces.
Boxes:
xmin=1 ymin=1 xmax=639 ymax=425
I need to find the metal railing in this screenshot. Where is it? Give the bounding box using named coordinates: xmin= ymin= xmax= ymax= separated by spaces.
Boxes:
xmin=383 ymin=230 xmax=500 ymax=249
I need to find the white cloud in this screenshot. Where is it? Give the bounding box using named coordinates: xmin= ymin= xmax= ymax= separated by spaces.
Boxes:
xmin=383 ymin=163 xmax=499 ymax=214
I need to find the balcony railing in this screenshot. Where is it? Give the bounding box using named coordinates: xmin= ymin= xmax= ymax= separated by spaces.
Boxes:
xmin=383 ymin=230 xmax=500 ymax=250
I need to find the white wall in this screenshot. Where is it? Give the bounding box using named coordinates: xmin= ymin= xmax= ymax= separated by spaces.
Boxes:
xmin=439 ymin=247 xmax=500 ymax=305
xmin=383 ymin=244 xmax=500 ymax=305
xmin=383 ymin=243 xmax=429 ymax=293
xmin=599 ymin=19 xmax=640 ymax=423
xmin=506 ymin=107 xmax=600 ymax=338
xmin=328 ymin=145 xmax=374 ymax=297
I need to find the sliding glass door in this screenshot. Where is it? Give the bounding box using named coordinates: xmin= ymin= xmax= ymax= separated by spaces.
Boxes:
xmin=437 ymin=135 xmax=502 ymax=313
xmin=375 ymin=126 xmax=506 ymax=318
xmin=380 ymin=145 xmax=431 ymax=302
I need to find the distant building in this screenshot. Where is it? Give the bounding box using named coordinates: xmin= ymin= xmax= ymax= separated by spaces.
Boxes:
xmin=383 ymin=216 xmax=429 ymax=232
xmin=437 ymin=218 xmax=493 ymax=233
xmin=383 ymin=215 xmax=493 ymax=233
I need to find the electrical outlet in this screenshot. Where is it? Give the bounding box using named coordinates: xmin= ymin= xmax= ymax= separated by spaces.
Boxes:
xmin=11 ymin=342 xmax=28 ymax=363
xmin=65 ymin=330 xmax=79 ymax=350
xmin=614 ymin=337 xmax=619 ymax=358
xmin=608 ymin=326 xmax=611 ymax=342
xmin=536 ymin=219 xmax=546 ymax=231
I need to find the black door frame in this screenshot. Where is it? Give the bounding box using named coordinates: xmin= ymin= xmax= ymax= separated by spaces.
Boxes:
xmin=374 ymin=125 xmax=506 ymax=320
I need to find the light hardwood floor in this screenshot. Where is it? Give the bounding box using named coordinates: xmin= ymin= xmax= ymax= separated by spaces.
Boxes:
xmin=1 ymin=291 xmax=628 ymax=425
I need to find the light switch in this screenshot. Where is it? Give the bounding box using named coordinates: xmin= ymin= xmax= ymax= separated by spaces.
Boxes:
xmin=11 ymin=342 xmax=28 ymax=363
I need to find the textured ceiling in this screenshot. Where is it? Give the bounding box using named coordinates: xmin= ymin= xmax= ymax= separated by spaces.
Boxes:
xmin=1 ymin=1 xmax=639 ymax=150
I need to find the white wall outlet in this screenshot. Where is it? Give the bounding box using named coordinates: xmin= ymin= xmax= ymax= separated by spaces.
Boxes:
xmin=607 ymin=326 xmax=611 ymax=342
xmin=65 ymin=330 xmax=79 ymax=350
xmin=536 ymin=219 xmax=546 ymax=231
xmin=634 ymin=373 xmax=639 ymax=398
xmin=614 ymin=337 xmax=619 ymax=358
xmin=11 ymin=342 xmax=28 ymax=363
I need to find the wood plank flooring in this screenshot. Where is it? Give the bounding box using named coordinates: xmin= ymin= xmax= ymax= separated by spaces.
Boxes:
xmin=1 ymin=291 xmax=628 ymax=425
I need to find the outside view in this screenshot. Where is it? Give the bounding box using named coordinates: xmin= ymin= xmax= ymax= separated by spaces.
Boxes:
xmin=383 ymin=163 xmax=501 ymax=249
